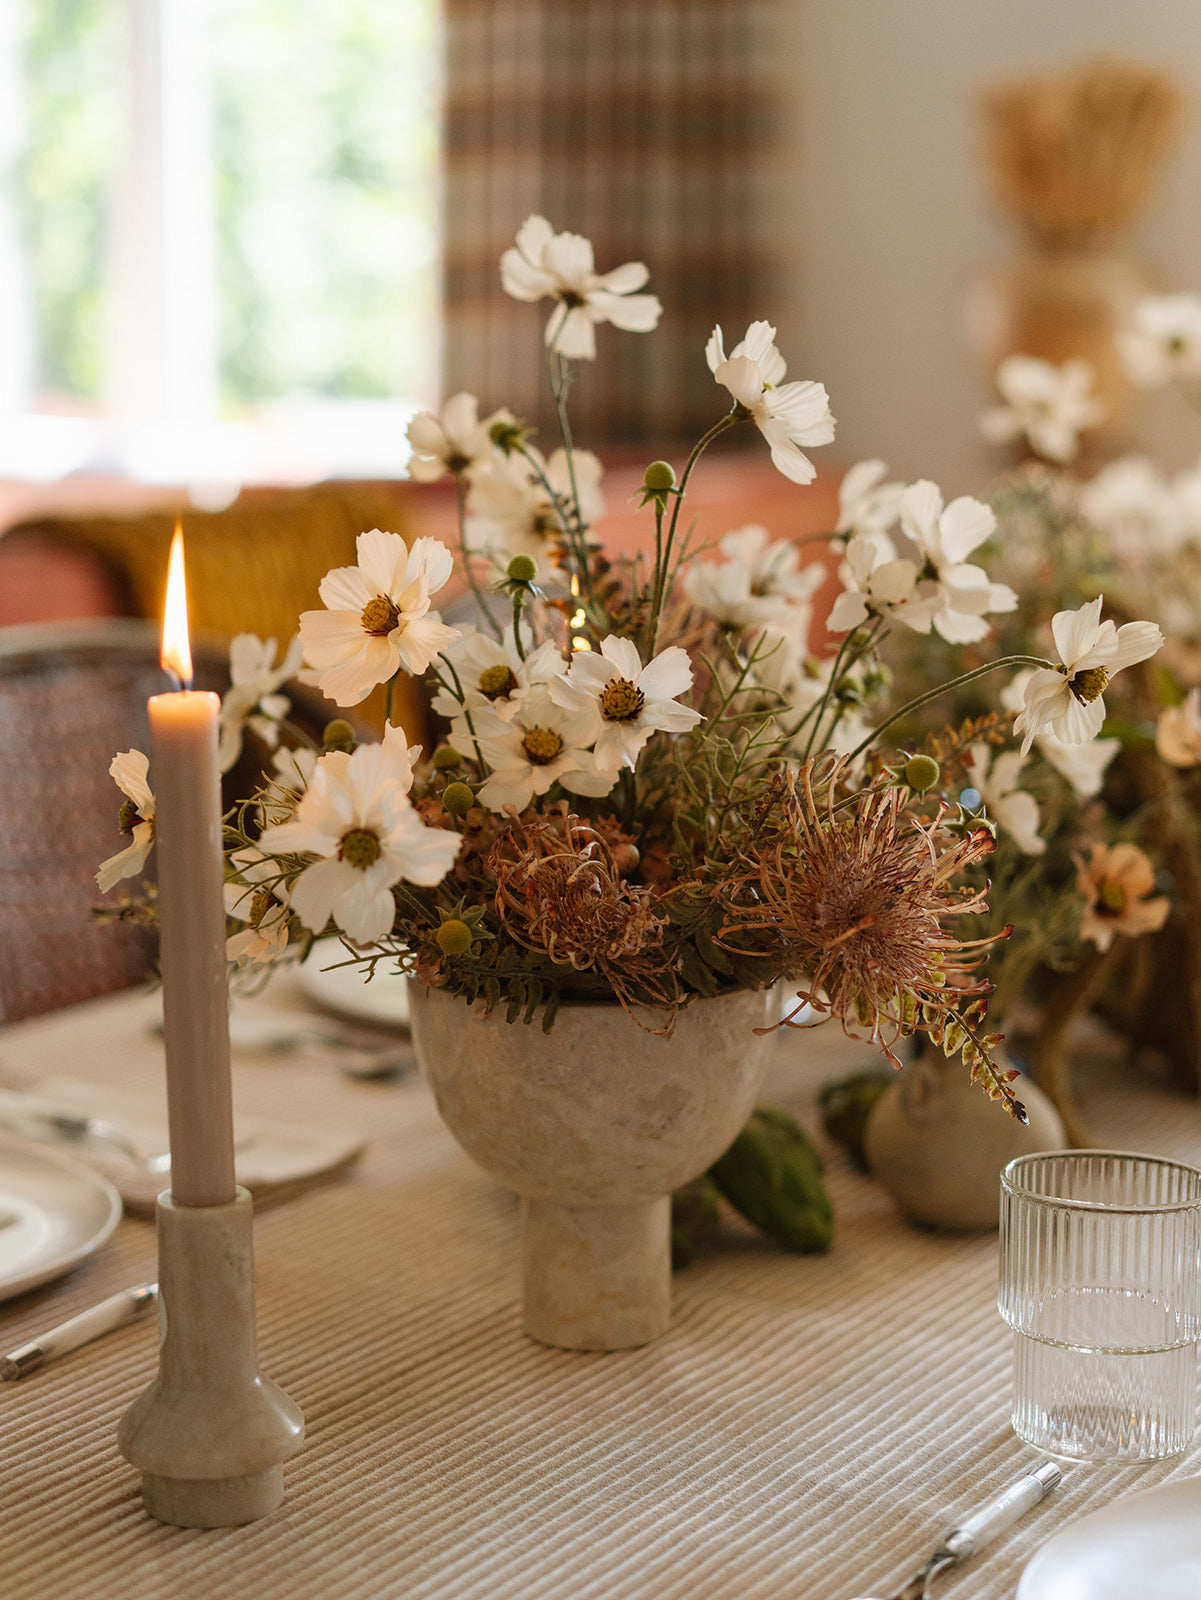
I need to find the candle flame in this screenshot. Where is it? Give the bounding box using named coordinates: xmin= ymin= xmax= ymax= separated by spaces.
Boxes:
xmin=161 ymin=521 xmax=193 ymax=688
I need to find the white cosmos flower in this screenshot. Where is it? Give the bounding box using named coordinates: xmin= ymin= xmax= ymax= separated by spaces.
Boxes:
xmin=271 ymin=745 xmax=319 ymax=793
xmin=405 ymin=393 xmax=511 ymax=483
xmin=1014 ymin=597 xmax=1165 ymax=755
xmin=1078 ymin=456 xmax=1185 ymax=558
xmin=259 ymin=733 xmax=459 ymax=945
xmin=1001 ymin=670 xmax=1118 ymax=799
xmin=473 ymin=687 xmax=614 ymax=812
xmin=827 ymin=533 xmax=918 ymax=634
xmin=96 ymin=750 xmax=156 ymax=892
xmin=431 ymin=625 xmax=566 ymax=752
xmin=896 ymin=480 xmax=1017 ymax=644
xmin=500 ymin=215 xmax=662 ymax=361
xmin=549 ymin=634 xmax=703 ymax=774
xmin=966 ymin=743 xmax=1044 ymax=856
xmin=1157 ymin=687 xmax=1201 ymax=768
xmin=299 ymin=531 xmax=459 ymax=706
xmin=224 ymin=845 xmax=293 ymax=968
xmin=836 ymin=459 xmax=904 ymax=558
xmin=1120 ymin=293 xmax=1201 ymax=389
xmin=979 ymin=355 xmax=1105 ymax=463
xmin=684 ymin=524 xmax=824 ymax=631
xmin=218 ymin=633 xmax=305 ymax=773
xmin=467 ymin=447 xmax=604 ymax=581
xmin=706 ymin=321 xmax=835 ymax=485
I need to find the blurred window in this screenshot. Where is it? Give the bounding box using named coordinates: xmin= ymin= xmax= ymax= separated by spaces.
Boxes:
xmin=1 ymin=0 xmax=440 ymax=486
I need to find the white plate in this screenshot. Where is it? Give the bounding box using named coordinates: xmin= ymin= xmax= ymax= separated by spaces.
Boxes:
xmin=296 ymin=953 xmax=410 ymax=1029
xmin=1019 ymin=1476 xmax=1201 ymax=1599
xmin=0 ymin=1137 xmax=122 ymax=1301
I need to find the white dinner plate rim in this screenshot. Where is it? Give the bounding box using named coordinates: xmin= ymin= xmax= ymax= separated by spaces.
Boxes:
xmin=296 ymin=951 xmax=411 ymax=1028
xmin=1018 ymin=1474 xmax=1201 ymax=1599
xmin=0 ymin=1136 xmax=123 ymax=1302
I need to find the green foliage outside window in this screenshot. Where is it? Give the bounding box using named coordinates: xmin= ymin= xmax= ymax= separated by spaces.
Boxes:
xmin=16 ymin=0 xmax=438 ymax=413
xmin=18 ymin=0 xmax=119 ymax=404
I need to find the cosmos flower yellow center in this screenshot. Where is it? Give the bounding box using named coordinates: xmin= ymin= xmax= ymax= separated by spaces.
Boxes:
xmin=479 ymin=664 xmax=517 ymax=699
xmin=600 ymin=678 xmax=644 ymax=722
xmin=360 ymin=595 xmax=400 ymax=636
xmin=1068 ymin=665 xmax=1110 ymax=705
xmin=339 ymin=828 xmax=382 ymax=870
xmin=522 ymin=726 xmax=563 ymax=765
xmin=1096 ymin=877 xmax=1128 ymax=916
xmin=250 ymin=887 xmax=274 ymax=925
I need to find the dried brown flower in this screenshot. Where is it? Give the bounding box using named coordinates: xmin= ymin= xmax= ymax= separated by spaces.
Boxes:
xmin=488 ymin=808 xmax=677 ymax=1023
xmin=720 ymin=762 xmax=1022 ymax=1114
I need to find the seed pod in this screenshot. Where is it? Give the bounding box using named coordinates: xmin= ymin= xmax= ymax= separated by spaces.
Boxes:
xmin=904 ymin=753 xmax=941 ymax=792
xmin=322 ymin=718 xmax=356 ymax=753
xmin=442 ymin=781 xmax=475 ymax=817
xmin=436 ymin=919 xmax=473 ymax=956
xmin=507 ymin=554 xmax=537 ymax=583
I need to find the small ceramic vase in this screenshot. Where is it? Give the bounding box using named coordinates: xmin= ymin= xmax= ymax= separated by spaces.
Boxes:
xmin=408 ymin=984 xmax=778 ymax=1350
xmin=863 ymin=1044 xmax=1066 ymax=1231
xmin=963 ymin=244 xmax=1151 ymax=427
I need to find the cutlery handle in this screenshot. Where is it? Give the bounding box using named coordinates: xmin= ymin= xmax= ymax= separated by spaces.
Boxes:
xmin=940 ymin=1460 xmax=1062 ymax=1561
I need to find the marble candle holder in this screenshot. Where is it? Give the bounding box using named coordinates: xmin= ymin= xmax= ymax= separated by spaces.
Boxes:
xmin=117 ymin=1188 xmax=304 ymax=1527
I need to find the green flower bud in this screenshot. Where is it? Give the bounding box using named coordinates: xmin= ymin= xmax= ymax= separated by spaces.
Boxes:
xmin=643 ymin=459 xmax=676 ymax=493
xmin=709 ymin=1107 xmax=833 ymax=1253
xmin=507 ymin=554 xmax=538 ymax=584
xmin=442 ymin=781 xmax=475 ymax=817
xmin=432 ymin=745 xmax=463 ymax=771
xmin=904 ymin=754 xmax=941 ymax=793
xmin=435 ymin=918 xmax=473 ymax=956
xmin=322 ymin=718 xmax=356 ymax=753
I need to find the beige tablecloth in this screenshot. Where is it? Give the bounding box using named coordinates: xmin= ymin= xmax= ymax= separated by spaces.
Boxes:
xmin=1 ymin=980 xmax=1199 ymax=1600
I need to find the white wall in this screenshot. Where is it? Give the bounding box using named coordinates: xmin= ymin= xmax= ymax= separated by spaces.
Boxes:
xmin=782 ymin=1 xmax=1201 ymax=492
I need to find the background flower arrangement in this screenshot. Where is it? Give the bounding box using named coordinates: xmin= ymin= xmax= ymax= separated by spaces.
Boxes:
xmin=96 ymin=217 xmax=1166 ymax=1140
xmin=860 ymin=302 xmax=1201 ymax=1136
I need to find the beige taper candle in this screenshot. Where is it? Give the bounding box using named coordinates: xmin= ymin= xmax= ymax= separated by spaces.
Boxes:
xmin=149 ymin=527 xmax=236 ymax=1208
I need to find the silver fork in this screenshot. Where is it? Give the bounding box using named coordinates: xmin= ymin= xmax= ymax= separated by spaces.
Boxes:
xmin=848 ymin=1460 xmax=1063 ymax=1600
xmin=0 ymin=1092 xmax=250 ymax=1174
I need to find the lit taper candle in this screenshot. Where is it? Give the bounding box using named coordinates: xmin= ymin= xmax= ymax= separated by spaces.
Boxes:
xmin=149 ymin=523 xmax=237 ymax=1207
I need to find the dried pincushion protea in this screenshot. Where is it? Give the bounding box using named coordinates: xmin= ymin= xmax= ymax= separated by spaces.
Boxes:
xmin=489 ymin=809 xmax=678 ymax=1023
xmin=720 ymin=761 xmax=1023 ymax=1117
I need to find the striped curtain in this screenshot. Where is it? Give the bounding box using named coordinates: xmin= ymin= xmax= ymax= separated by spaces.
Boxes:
xmin=441 ymin=0 xmax=786 ymax=449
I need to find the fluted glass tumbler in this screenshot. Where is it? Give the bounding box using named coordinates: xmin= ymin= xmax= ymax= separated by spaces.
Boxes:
xmin=999 ymin=1151 xmax=1201 ymax=1463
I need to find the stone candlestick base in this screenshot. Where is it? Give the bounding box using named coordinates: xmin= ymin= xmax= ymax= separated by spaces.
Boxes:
xmin=117 ymin=1188 xmax=304 ymax=1527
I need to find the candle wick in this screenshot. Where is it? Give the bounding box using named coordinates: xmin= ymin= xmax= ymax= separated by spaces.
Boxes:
xmin=165 ymin=668 xmax=192 ymax=693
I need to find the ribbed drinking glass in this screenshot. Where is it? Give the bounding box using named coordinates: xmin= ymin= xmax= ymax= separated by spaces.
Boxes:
xmin=999 ymin=1150 xmax=1201 ymax=1463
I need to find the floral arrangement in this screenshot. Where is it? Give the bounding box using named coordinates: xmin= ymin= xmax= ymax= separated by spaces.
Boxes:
xmin=96 ymin=217 xmax=1170 ymax=1125
xmin=855 ymin=296 xmax=1201 ymax=1134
